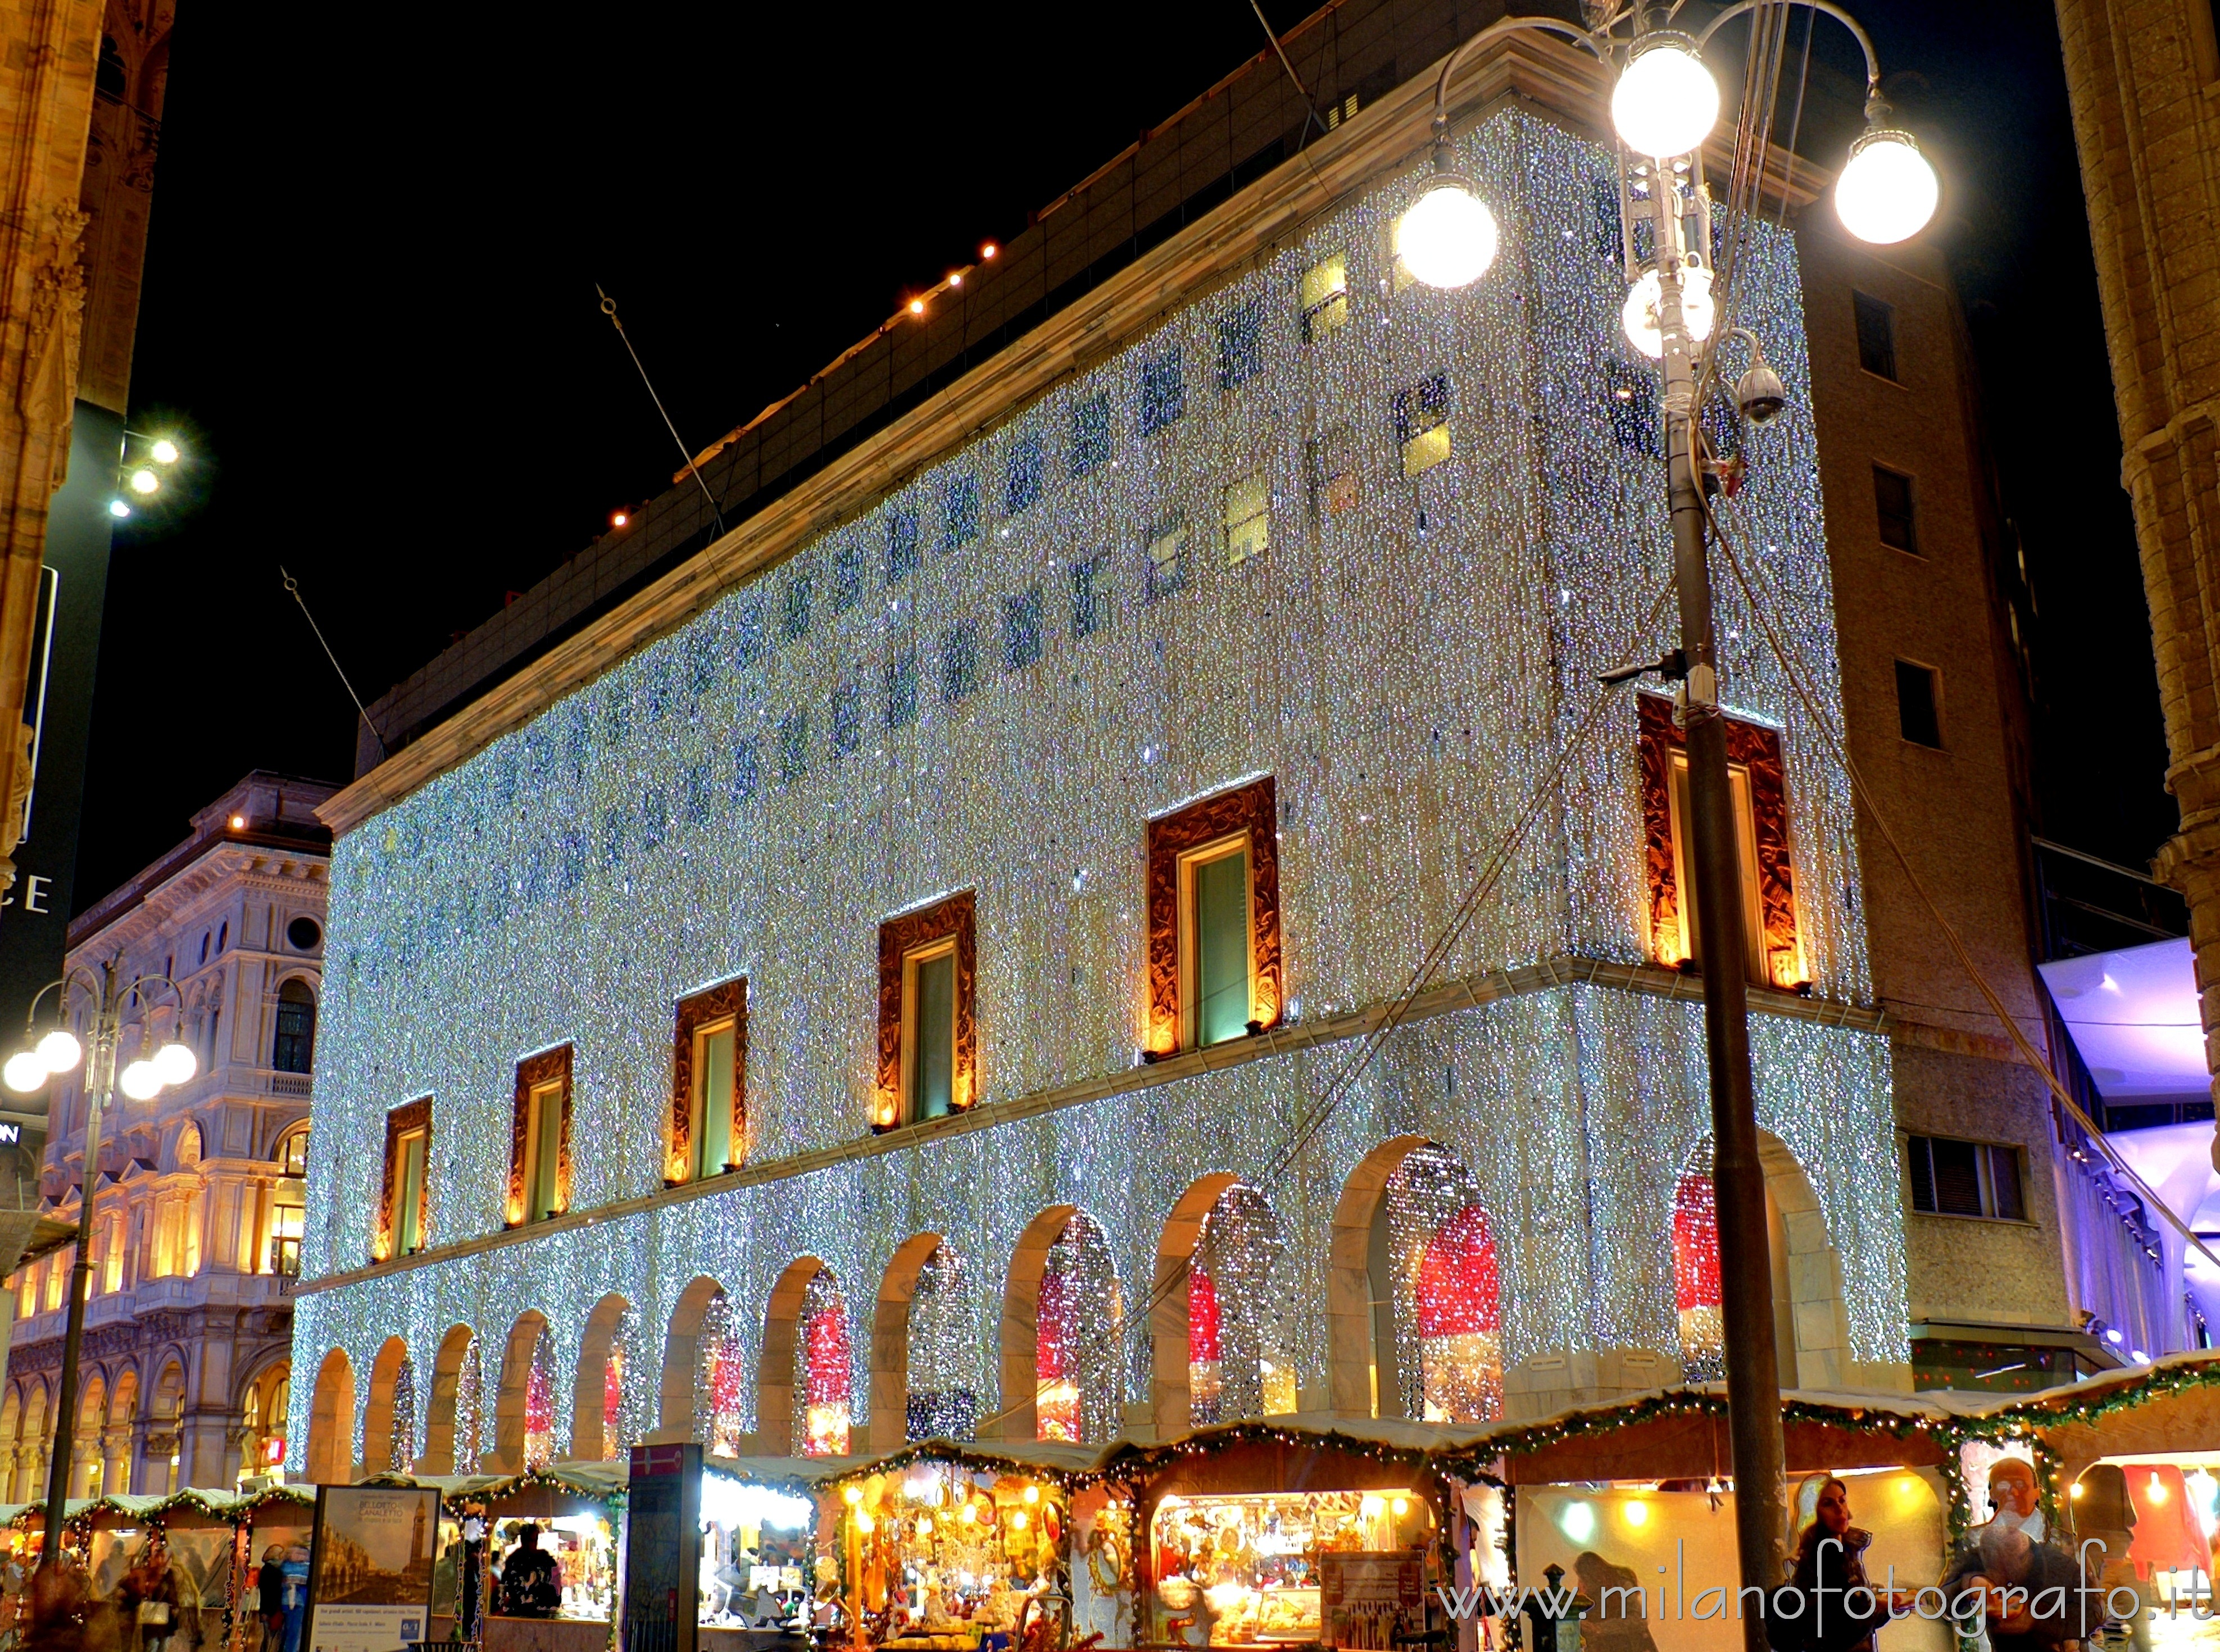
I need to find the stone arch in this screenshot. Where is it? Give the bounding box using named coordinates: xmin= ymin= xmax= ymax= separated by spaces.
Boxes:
xmin=172 ymin=1121 xmax=202 ymax=1170
xmin=72 ymin=1373 xmax=106 ymax=1498
xmin=305 ymin=1348 xmax=355 ymax=1484
xmin=573 ymin=1293 xmax=633 ymax=1462
xmin=1150 ymin=1173 xmax=1241 ymax=1434
xmin=760 ymin=1257 xmax=852 ymax=1457
xmin=1752 ymin=1130 xmax=1856 ymax=1390
xmin=1325 ymin=1136 xmax=1434 ymax=1418
xmin=362 ymin=1335 xmax=411 ymax=1474
xmin=148 ymin=1359 xmax=185 ymax=1491
xmin=15 ymin=1381 xmax=46 ymax=1503
xmin=106 ymin=1367 xmax=139 ymax=1495
xmin=659 ymin=1275 xmax=730 ymax=1441
xmin=420 ymin=1325 xmax=479 ymax=1474
xmin=869 ymin=1234 xmax=945 ymax=1452
xmin=0 ymin=1389 xmax=18 ymax=1503
xmin=491 ymin=1311 xmax=553 ymax=1473
xmin=998 ymin=1205 xmax=1076 ymax=1445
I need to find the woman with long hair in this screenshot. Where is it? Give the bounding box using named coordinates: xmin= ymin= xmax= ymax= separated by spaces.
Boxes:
xmin=1769 ymin=1480 xmax=1911 ymax=1652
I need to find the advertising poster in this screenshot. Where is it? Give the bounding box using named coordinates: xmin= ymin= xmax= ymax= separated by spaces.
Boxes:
xmin=307 ymin=1486 xmax=440 ymax=1652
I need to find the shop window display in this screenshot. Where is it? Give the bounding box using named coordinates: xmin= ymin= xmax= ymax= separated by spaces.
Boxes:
xmin=699 ymin=1477 xmax=814 ymax=1627
xmin=696 ymin=1290 xmax=748 ymax=1455
xmin=488 ymin=1512 xmax=617 ymax=1623
xmin=846 ymin=1465 xmax=1066 ymax=1650
xmin=1150 ymin=1490 xmax=1428 ymax=1648
xmin=907 ymin=1243 xmax=981 ymax=1441
xmin=1383 ymin=1146 xmax=1502 ymax=1423
xmin=796 ymin=1268 xmax=852 ymax=1457
xmin=1190 ymin=1184 xmax=1297 ymax=1427
xmin=1037 ymin=1212 xmax=1121 ymax=1444
xmin=1672 ymin=1148 xmax=1724 ymax=1381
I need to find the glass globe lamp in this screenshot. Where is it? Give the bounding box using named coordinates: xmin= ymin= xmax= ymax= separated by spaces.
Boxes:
xmin=1620 ymin=265 xmax=1716 ymax=358
xmin=3 ymin=1052 xmax=44 ymax=1094
xmin=35 ymin=1028 xmax=81 ymax=1073
xmin=1836 ymin=128 xmax=1939 ymax=244
xmin=1395 ymin=176 xmax=1499 ymax=290
xmin=1611 ymin=33 xmax=1719 ymax=159
xmin=154 ymin=1040 xmax=197 ymax=1086
xmin=118 ymin=1059 xmax=163 ymax=1100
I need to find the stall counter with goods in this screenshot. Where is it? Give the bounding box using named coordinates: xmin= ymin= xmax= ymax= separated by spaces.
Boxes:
xmin=836 ymin=1464 xmax=1069 ymax=1652
xmin=699 ymin=1473 xmax=815 ymax=1643
xmin=1148 ymin=1488 xmax=1428 ymax=1648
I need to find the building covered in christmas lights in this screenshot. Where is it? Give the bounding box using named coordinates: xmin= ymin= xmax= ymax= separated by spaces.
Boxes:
xmin=290 ymin=2 xmax=2165 ymax=1485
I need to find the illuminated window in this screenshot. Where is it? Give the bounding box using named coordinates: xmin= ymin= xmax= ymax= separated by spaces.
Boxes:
xmin=1310 ymin=423 xmax=1357 ymax=515
xmin=1636 ymin=695 xmax=1803 ymax=990
xmin=1301 ymin=254 xmax=1349 ymax=340
xmin=379 ymin=1099 xmax=431 ymax=1259
xmin=13 ymin=1264 xmax=32 ymax=1318
xmin=671 ymin=981 xmax=745 ymax=1183
xmin=267 ymin=1203 xmax=303 ymax=1276
xmin=876 ymin=894 xmax=975 ymax=1130
xmin=1907 ymin=1135 xmax=2024 ymax=1220
xmin=1395 ymin=377 xmax=1451 ymax=476
xmin=1146 ymin=521 xmax=1187 ymax=599
xmin=1224 ymin=474 xmax=1270 ymax=565
xmin=1379 ymin=1145 xmax=1502 ymax=1423
xmin=1146 ymin=778 xmax=1282 ymax=1056
xmin=276 ymin=1125 xmax=309 ymax=1177
xmin=509 ymin=1046 xmax=572 ymax=1226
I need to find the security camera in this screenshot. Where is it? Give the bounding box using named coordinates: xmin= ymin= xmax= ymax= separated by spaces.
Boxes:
xmin=1736 ymin=362 xmax=1786 ymax=425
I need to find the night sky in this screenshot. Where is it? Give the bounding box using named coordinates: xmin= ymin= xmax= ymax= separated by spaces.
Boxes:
xmin=74 ymin=1 xmax=2169 ymax=914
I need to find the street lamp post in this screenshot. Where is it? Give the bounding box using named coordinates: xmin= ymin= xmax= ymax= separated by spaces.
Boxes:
xmin=1401 ymin=2 xmax=1938 ymax=1637
xmin=3 ymin=959 xmax=196 ymax=1569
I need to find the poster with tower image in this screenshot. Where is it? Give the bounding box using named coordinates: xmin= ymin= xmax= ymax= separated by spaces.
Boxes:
xmin=305 ymin=1485 xmax=439 ymax=1652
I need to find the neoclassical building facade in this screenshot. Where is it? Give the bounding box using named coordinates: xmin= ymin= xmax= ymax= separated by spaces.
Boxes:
xmin=292 ymin=15 xmax=2155 ymax=1481
xmin=0 ymin=773 xmax=330 ymax=1496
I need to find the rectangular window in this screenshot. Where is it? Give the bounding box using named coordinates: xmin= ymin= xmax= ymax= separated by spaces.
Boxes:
xmin=378 ymin=1098 xmax=432 ymax=1260
xmin=1854 ymin=290 xmax=1897 ymax=381
xmin=15 ymin=1264 xmax=32 ymax=1318
xmin=778 ymin=709 xmax=809 ymax=783
xmin=1217 ymin=301 xmax=1265 ymax=390
xmin=941 ymin=477 xmax=979 ymax=552
xmin=1637 ymin=695 xmax=1804 ymax=990
xmin=1070 ymin=553 xmax=1108 ymax=639
xmin=1068 ymin=395 xmax=1113 ymax=478
xmin=1896 ymin=659 xmax=1942 ymax=747
xmin=941 ymin=621 xmax=979 ymax=702
xmin=832 ymin=543 xmax=865 ymax=612
xmin=1310 ymin=424 xmax=1357 ymax=515
xmin=1005 ymin=431 xmax=1043 ymax=515
xmin=875 ymin=893 xmax=975 ymax=1130
xmin=1873 ymin=465 xmax=1917 ymax=553
xmin=781 ymin=574 xmax=812 ymax=641
xmin=43 ymin=1248 xmax=68 ymax=1310
xmin=1224 ymin=474 xmax=1269 ymax=565
xmin=1003 ymin=586 xmax=1043 ymax=671
xmin=1395 ymin=377 xmax=1451 ymax=476
xmin=509 ymin=1046 xmax=572 ymax=1227
xmin=1906 ymin=1135 xmax=2023 ymax=1220
xmin=1138 ymin=348 xmax=1185 ymax=436
xmin=905 ymin=941 xmax=957 ymax=1123
xmin=1301 ymin=254 xmax=1349 ymax=341
xmin=887 ymin=508 xmax=921 ymax=584
xmin=1145 ymin=777 xmax=1283 ymax=1057
xmin=831 ymin=678 xmax=862 ymax=756
xmin=1146 ymin=522 xmax=1187 ymax=599
xmin=267 ymin=1205 xmax=303 ymax=1276
xmin=670 ymin=981 xmax=746 ymax=1184
xmin=886 ymin=647 xmax=919 ymax=730
xmin=1185 ymin=841 xmax=1254 ymax=1048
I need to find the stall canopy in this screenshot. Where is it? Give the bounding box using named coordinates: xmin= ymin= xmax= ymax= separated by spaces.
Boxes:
xmin=2039 ymin=938 xmax=2206 ymax=1113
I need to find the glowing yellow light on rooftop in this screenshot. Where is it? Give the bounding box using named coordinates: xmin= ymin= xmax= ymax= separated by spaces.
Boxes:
xmin=908 ymin=298 xmax=925 ymax=316
xmin=980 ymin=243 xmax=997 ymax=260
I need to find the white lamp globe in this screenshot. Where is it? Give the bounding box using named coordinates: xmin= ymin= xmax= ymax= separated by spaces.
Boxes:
xmin=1611 ymin=34 xmax=1719 ymax=159
xmin=1395 ymin=177 xmax=1499 ymax=290
xmin=119 ymin=1059 xmax=162 ymax=1100
xmin=1836 ymin=128 xmax=1939 ymax=244
xmin=1620 ymin=265 xmax=1716 ymax=358
xmin=3 ymin=1052 xmax=45 ymax=1094
xmin=35 ymin=1028 xmax=81 ymax=1074
xmin=153 ymin=1040 xmax=197 ymax=1086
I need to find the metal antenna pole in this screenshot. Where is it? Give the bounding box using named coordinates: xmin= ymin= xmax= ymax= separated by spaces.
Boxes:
xmin=596 ymin=285 xmax=727 ymax=537
xmin=1650 ymin=171 xmax=1787 ymax=1642
xmin=39 ymin=961 xmax=117 ymax=1569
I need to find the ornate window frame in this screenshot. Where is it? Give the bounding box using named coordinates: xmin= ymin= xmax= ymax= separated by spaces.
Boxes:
xmin=669 ymin=979 xmax=747 ymax=1184
xmin=507 ymin=1044 xmax=574 ymax=1227
xmin=374 ymin=1097 xmax=432 ymax=1262
xmin=874 ymin=891 xmax=976 ymax=1130
xmin=1144 ymin=776 xmax=1283 ymax=1056
xmin=1635 ymin=693 xmax=1803 ymax=989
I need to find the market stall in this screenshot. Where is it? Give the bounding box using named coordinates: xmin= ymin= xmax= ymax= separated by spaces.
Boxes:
xmin=697 ymin=1457 xmax=822 ymax=1647
xmin=822 ymin=1442 xmax=1092 ymax=1652
xmin=1101 ymin=1418 xmax=1465 ymax=1652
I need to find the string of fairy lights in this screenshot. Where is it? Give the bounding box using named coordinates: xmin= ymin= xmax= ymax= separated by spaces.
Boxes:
xmin=293 ymin=108 xmax=1900 ymax=1473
